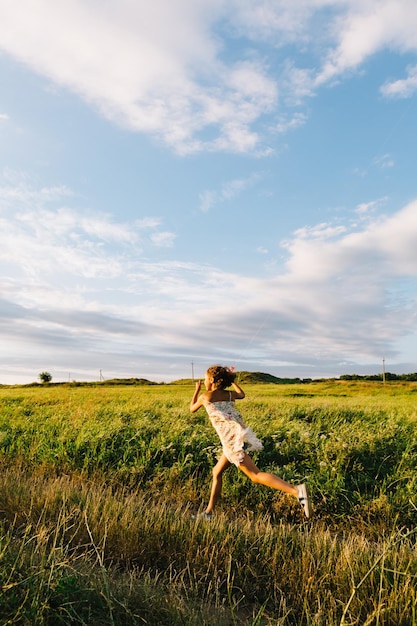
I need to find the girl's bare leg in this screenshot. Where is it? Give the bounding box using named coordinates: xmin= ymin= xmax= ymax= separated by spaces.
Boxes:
xmin=205 ymin=454 xmax=231 ymax=514
xmin=238 ymin=452 xmax=298 ymax=497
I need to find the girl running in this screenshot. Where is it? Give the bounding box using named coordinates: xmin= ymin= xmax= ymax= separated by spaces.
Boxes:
xmin=190 ymin=364 xmax=311 ymax=519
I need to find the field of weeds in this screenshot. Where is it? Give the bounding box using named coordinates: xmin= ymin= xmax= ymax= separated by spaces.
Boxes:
xmin=0 ymin=380 xmax=416 ymax=625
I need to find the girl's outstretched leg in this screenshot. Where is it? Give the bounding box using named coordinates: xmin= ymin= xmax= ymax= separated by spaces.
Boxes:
xmin=238 ymin=453 xmax=297 ymax=495
xmin=206 ymin=454 xmax=231 ymax=514
xmin=238 ymin=453 xmax=312 ymax=517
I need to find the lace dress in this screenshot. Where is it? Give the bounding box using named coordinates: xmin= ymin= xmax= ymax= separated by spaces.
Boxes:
xmin=204 ymin=395 xmax=263 ymax=466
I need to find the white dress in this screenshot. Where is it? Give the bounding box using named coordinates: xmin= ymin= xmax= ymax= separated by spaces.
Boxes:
xmin=204 ymin=395 xmax=263 ymax=466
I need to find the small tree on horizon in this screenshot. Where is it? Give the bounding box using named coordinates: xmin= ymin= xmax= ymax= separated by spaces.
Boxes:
xmin=39 ymin=371 xmax=52 ymax=384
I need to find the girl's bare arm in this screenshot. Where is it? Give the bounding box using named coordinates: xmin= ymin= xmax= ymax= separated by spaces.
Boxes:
xmin=190 ymin=380 xmax=205 ymax=412
xmin=232 ymin=382 xmax=245 ymax=399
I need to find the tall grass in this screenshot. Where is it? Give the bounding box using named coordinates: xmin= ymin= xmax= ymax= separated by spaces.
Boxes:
xmin=0 ymin=467 xmax=416 ymax=625
xmin=0 ymin=381 xmax=416 ymax=624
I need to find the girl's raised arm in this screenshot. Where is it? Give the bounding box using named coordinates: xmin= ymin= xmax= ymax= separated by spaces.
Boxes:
xmin=232 ymin=381 xmax=245 ymax=399
xmin=190 ymin=380 xmax=205 ymax=412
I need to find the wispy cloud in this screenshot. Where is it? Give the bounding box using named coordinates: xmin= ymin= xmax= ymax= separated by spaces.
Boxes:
xmin=150 ymin=231 xmax=176 ymax=247
xmin=381 ymin=64 xmax=417 ymax=98
xmin=0 ymin=174 xmax=176 ymax=286
xmin=315 ymin=1 xmax=417 ymax=85
xmin=1 ymin=2 xmax=417 ymax=383
xmin=0 ymin=1 xmax=276 ymax=155
xmin=199 ymin=173 xmax=261 ymax=212
xmin=0 ymin=178 xmax=73 ymax=209
xmin=373 ymin=154 xmax=395 ymax=169
xmin=1 ymin=167 xmax=417 ymax=382
xmin=355 ymin=197 xmax=388 ymax=216
xmin=275 ymin=112 xmax=308 ymax=134
xmin=284 ymin=201 xmax=417 ymax=281
xmin=1 ymin=1 xmax=416 ymax=154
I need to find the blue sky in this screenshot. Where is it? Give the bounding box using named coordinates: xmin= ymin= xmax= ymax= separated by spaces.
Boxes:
xmin=1 ymin=0 xmax=417 ymax=384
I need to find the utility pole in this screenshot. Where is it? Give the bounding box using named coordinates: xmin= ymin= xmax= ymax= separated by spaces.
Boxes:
xmin=191 ymin=362 xmax=194 ymax=381
xmin=382 ymin=358 xmax=386 ymax=385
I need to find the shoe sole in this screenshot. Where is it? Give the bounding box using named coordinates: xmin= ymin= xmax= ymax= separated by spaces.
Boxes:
xmin=298 ymin=484 xmax=312 ymax=518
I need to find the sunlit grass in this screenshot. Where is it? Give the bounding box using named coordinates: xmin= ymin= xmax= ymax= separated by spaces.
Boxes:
xmin=0 ymin=381 xmax=416 ymax=624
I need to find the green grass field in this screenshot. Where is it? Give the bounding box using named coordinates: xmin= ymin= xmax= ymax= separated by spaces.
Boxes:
xmin=0 ymin=380 xmax=416 ymax=625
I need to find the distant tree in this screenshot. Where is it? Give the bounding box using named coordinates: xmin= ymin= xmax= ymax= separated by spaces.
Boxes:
xmin=39 ymin=371 xmax=52 ymax=384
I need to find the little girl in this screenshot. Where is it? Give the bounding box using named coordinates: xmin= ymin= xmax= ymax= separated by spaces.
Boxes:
xmin=190 ymin=365 xmax=311 ymax=519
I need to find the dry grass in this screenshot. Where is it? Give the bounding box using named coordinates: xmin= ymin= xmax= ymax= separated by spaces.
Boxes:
xmin=0 ymin=381 xmax=417 ymax=624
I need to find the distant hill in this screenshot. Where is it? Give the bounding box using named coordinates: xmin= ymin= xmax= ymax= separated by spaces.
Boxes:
xmin=234 ymin=371 xmax=280 ymax=383
xmin=17 ymin=377 xmax=158 ymax=388
xmin=236 ymin=371 xmax=310 ymax=384
xmin=170 ymin=371 xmax=310 ymax=385
xmin=9 ymin=370 xmax=416 ymax=389
xmin=103 ymin=377 xmax=157 ymax=386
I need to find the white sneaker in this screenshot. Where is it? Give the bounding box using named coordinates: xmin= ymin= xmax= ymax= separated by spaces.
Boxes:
xmin=297 ymin=483 xmax=312 ymax=518
xmin=191 ymin=512 xmax=213 ymax=521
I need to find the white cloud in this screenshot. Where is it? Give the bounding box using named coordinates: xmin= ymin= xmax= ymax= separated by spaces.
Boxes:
xmin=199 ymin=190 xmax=218 ymax=213
xmin=275 ymin=112 xmax=308 ymax=133
xmin=316 ymin=0 xmax=417 ymax=85
xmin=292 ymin=222 xmax=347 ymax=241
xmin=227 ymin=0 xmax=336 ymax=43
xmin=2 ymin=169 xmax=417 ymax=382
xmin=373 ymin=153 xmax=394 ymax=169
xmin=381 ymin=64 xmax=417 ymax=98
xmin=1 ymin=3 xmax=417 ymax=381
xmin=355 ymin=197 xmax=388 ymax=215
xmin=0 ymin=179 xmax=73 ymax=209
xmin=150 ymin=231 xmax=176 ymax=247
xmin=284 ymin=201 xmax=417 ymax=281
xmin=1 ymin=1 xmax=416 ymax=155
xmin=0 ymin=0 xmax=276 ymax=154
xmin=0 ymin=175 xmax=176 ymax=286
xmin=199 ymin=172 xmax=261 ymax=211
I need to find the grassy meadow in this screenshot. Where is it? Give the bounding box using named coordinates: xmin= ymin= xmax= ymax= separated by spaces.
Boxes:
xmin=0 ymin=379 xmax=416 ymax=625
